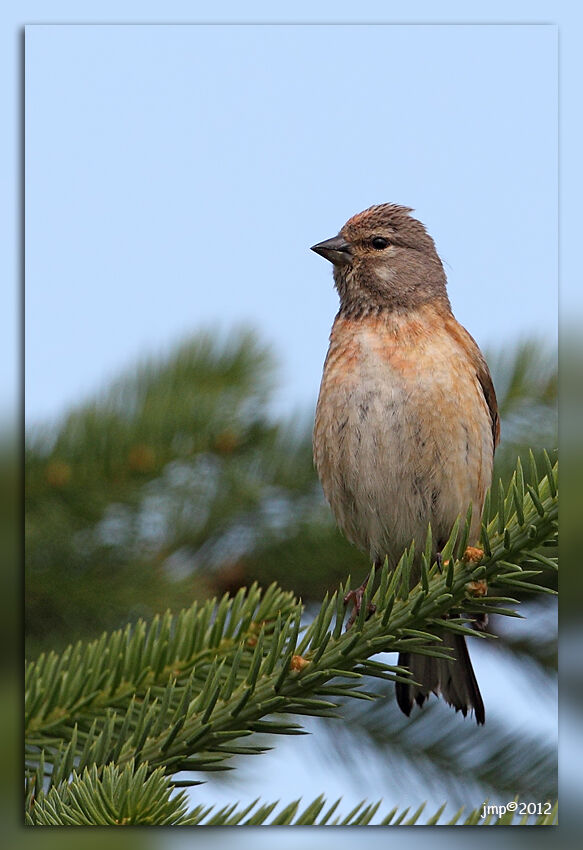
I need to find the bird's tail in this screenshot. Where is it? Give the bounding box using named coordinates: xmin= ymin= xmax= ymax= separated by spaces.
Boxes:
xmin=395 ymin=631 xmax=485 ymax=724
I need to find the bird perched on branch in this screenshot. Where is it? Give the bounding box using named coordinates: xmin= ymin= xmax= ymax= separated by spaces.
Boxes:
xmin=311 ymin=204 xmax=499 ymax=724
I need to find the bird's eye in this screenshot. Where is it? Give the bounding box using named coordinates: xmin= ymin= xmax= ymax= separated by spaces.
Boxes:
xmin=371 ymin=236 xmax=389 ymax=250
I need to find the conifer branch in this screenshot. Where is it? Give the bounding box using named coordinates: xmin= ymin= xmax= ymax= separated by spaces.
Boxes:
xmin=25 ymin=761 xmax=558 ymax=826
xmin=25 ymin=453 xmax=558 ymax=824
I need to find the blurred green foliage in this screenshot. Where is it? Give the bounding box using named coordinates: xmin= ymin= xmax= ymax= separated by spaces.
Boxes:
xmin=25 ymin=331 xmax=557 ymax=658
xmin=25 ymin=330 xmax=308 ymax=655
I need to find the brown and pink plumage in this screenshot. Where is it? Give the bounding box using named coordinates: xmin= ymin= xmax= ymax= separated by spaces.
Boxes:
xmin=312 ymin=204 xmax=500 ymax=724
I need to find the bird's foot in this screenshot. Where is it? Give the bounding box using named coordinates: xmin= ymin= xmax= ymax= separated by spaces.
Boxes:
xmin=472 ymin=612 xmax=490 ymax=632
xmin=343 ymin=583 xmax=376 ymax=630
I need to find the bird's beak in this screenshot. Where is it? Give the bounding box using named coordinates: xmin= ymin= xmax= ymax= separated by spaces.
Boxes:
xmin=310 ymin=235 xmax=352 ymax=266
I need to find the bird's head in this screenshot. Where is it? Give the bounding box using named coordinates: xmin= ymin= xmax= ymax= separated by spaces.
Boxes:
xmin=311 ymin=204 xmax=450 ymax=316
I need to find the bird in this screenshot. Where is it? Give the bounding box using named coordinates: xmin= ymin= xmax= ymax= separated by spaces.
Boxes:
xmin=311 ymin=203 xmax=499 ymax=724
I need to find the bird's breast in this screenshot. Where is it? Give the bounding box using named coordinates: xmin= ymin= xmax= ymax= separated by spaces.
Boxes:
xmin=313 ymin=305 xmax=494 ymax=563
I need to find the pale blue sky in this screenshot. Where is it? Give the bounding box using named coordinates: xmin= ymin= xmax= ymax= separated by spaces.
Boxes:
xmin=23 ymin=19 xmax=559 ymax=425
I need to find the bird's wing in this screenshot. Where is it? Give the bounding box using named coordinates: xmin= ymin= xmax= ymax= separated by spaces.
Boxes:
xmin=476 ymin=356 xmax=500 ymax=453
xmin=445 ymin=316 xmax=500 ymax=455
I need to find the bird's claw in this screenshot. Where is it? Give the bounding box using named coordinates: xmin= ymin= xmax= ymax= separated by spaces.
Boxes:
xmin=344 ymin=586 xmax=376 ymax=630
